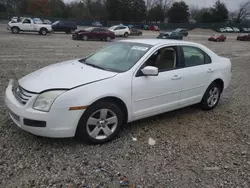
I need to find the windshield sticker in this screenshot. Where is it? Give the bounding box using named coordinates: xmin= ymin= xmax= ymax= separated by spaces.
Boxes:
xmin=132 ymin=46 xmax=148 ymax=51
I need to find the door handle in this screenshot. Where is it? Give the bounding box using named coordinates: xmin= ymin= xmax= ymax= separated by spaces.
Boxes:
xmin=171 ymin=75 xmax=182 ymax=80
xmin=207 ymin=68 xmax=214 ymax=73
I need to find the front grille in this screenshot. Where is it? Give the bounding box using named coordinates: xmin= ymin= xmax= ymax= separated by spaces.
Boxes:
xmin=12 ymin=85 xmax=35 ymax=105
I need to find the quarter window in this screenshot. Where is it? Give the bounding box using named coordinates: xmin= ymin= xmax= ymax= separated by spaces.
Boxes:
xmin=182 ymin=46 xmax=211 ymax=67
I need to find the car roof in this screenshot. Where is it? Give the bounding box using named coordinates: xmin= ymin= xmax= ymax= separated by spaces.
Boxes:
xmin=119 ymin=39 xmax=197 ymax=46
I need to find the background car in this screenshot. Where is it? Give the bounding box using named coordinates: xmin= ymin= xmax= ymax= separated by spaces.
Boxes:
xmin=217 ymin=28 xmax=226 ymax=33
xmin=108 ymin=25 xmax=130 ymax=37
xmin=232 ymin=27 xmax=240 ymax=32
xmin=150 ymin=25 xmax=160 ymax=31
xmin=52 ymin=20 xmax=77 ymax=34
xmin=208 ymin=34 xmax=226 ymax=42
xmin=173 ymin=28 xmax=188 ymax=36
xmin=225 ymin=27 xmax=234 ymax=33
xmin=242 ymin=28 xmax=250 ymax=33
xmin=129 ymin=28 xmax=142 ymax=36
xmin=92 ymin=21 xmax=102 ymax=27
xmin=157 ymin=32 xmax=183 ymax=40
xmin=72 ymin=27 xmax=115 ymax=41
xmin=127 ymin=24 xmax=134 ymax=29
xmin=143 ymin=24 xmax=149 ymax=30
xmin=237 ymin=33 xmax=250 ymax=41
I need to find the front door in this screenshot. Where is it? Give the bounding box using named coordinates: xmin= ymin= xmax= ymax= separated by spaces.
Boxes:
xmin=132 ymin=46 xmax=183 ymax=120
xmin=179 ymin=45 xmax=214 ymax=107
xmin=22 ymin=19 xmax=33 ymax=31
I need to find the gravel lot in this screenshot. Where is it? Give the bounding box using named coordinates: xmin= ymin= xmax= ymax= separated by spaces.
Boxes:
xmin=0 ymin=24 xmax=250 ymax=188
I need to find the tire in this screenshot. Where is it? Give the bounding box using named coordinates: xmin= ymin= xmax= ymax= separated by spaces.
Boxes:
xmin=76 ymin=101 xmax=124 ymax=144
xmin=106 ymin=36 xmax=111 ymax=42
xmin=69 ymin=29 xmax=75 ymax=34
xmin=82 ymin=35 xmax=88 ymax=41
xmin=124 ymin=32 xmax=128 ymax=38
xmin=40 ymin=28 xmax=47 ymax=35
xmin=200 ymin=83 xmax=222 ymax=110
xmin=11 ymin=27 xmax=19 ymax=34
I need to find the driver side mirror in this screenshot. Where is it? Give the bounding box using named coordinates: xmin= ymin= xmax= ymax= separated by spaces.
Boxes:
xmin=141 ymin=66 xmax=158 ymax=76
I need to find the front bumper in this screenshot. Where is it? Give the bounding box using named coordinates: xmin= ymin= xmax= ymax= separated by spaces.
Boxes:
xmin=72 ymin=33 xmax=81 ymax=40
xmin=5 ymin=80 xmax=83 ymax=138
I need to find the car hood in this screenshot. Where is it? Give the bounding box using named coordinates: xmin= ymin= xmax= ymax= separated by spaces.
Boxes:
xmin=19 ymin=59 xmax=118 ymax=93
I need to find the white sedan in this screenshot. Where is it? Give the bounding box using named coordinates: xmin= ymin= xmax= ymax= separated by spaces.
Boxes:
xmin=5 ymin=39 xmax=232 ymax=144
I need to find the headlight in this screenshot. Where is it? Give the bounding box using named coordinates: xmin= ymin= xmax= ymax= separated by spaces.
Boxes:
xmin=33 ymin=90 xmax=66 ymax=112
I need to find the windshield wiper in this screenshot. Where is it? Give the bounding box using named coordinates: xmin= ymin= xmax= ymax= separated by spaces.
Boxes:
xmin=85 ymin=62 xmax=107 ymax=71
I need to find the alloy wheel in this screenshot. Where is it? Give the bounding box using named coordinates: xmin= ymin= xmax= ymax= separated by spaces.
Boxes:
xmin=86 ymin=109 xmax=118 ymax=140
xmin=207 ymin=87 xmax=220 ymax=107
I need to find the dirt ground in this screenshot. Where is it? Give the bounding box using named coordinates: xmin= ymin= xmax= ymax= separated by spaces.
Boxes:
xmin=0 ymin=24 xmax=250 ymax=188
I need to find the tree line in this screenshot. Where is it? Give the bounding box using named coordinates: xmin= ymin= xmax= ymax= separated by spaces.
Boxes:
xmin=0 ymin=0 xmax=249 ymax=23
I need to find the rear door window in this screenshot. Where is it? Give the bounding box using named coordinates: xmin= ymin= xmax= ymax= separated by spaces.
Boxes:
xmin=182 ymin=46 xmax=211 ymax=67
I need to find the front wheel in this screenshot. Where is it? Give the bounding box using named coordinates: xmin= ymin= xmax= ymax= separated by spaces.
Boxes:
xmin=200 ymin=83 xmax=221 ymax=110
xmin=11 ymin=27 xmax=19 ymax=34
xmin=82 ymin=35 xmax=88 ymax=41
xmin=106 ymin=36 xmax=111 ymax=42
xmin=76 ymin=101 xmax=124 ymax=144
xmin=40 ymin=28 xmax=47 ymax=35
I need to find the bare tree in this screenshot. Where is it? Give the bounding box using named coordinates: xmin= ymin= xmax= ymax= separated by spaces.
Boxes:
xmin=146 ymin=0 xmax=172 ymax=10
xmin=234 ymin=1 xmax=250 ymax=23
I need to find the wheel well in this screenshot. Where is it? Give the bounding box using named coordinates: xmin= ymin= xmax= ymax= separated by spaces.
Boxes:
xmin=92 ymin=97 xmax=128 ymax=123
xmin=40 ymin=27 xmax=47 ymax=31
xmin=11 ymin=26 xmax=19 ymax=29
xmin=212 ymin=79 xmax=224 ymax=92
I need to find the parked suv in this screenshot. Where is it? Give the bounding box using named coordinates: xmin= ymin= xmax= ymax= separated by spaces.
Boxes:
xmin=52 ymin=20 xmax=77 ymax=34
xmin=108 ymin=25 xmax=130 ymax=37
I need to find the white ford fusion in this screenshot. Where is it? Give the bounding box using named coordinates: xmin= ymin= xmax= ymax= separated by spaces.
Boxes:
xmin=5 ymin=39 xmax=232 ymax=144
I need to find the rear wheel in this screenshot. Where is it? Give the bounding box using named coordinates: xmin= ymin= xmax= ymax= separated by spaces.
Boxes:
xmin=124 ymin=32 xmax=128 ymax=38
xmin=200 ymin=83 xmax=221 ymax=110
xmin=82 ymin=35 xmax=88 ymax=41
xmin=76 ymin=101 xmax=124 ymax=144
xmin=11 ymin=27 xmax=19 ymax=34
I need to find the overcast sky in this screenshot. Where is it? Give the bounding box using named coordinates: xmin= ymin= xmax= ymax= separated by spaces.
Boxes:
xmin=64 ymin=0 xmax=246 ymax=11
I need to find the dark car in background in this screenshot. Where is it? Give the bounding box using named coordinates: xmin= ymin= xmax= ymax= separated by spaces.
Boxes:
xmin=157 ymin=32 xmax=183 ymax=40
xmin=52 ymin=20 xmax=77 ymax=34
xmin=72 ymin=27 xmax=115 ymax=41
xmin=208 ymin=34 xmax=226 ymax=42
xmin=173 ymin=28 xmax=188 ymax=36
xmin=237 ymin=33 xmax=250 ymax=41
xmin=129 ymin=28 xmax=142 ymax=36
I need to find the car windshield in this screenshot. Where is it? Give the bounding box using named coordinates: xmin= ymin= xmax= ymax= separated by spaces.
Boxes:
xmin=175 ymin=28 xmax=181 ymax=32
xmin=52 ymin=21 xmax=59 ymax=25
xmin=109 ymin=26 xmax=116 ymax=30
xmin=81 ymin=42 xmax=152 ymax=72
xmin=33 ymin=18 xmax=42 ymax=24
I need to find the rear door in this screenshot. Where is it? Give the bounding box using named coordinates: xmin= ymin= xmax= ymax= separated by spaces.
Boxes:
xmin=179 ymin=45 xmax=213 ymax=107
